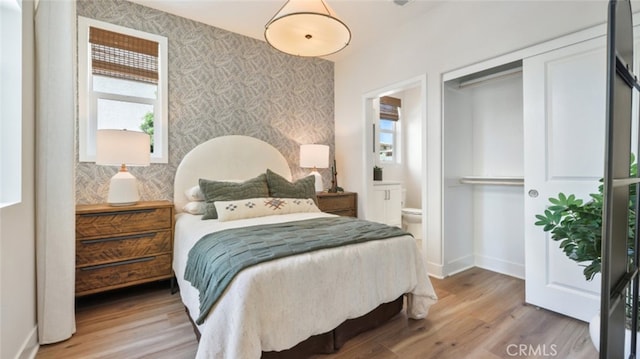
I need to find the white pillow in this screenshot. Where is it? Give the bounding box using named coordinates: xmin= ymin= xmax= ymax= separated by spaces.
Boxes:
xmin=184 ymin=186 xmax=205 ymax=201
xmin=182 ymin=201 xmax=206 ymax=215
xmin=215 ymin=197 xmax=320 ymax=222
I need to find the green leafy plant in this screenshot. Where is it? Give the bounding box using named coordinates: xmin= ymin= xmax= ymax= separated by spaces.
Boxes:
xmin=140 ymin=111 xmax=154 ymax=152
xmin=534 ymin=192 xmax=604 ymax=281
xmin=535 ymin=155 xmax=638 ymax=327
xmin=534 ymin=155 xmax=637 ymax=281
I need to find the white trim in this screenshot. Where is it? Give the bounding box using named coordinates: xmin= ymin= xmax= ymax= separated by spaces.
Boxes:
xmin=443 ymin=254 xmax=475 ymax=277
xmin=77 ymin=16 xmax=168 ymax=163
xmin=474 ymin=254 xmax=525 ymax=280
xmin=16 ymin=326 xmax=38 ymax=359
xmin=425 ymin=262 xmax=445 ymax=279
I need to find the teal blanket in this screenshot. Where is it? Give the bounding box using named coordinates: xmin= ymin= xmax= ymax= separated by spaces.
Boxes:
xmin=184 ymin=216 xmax=410 ymax=324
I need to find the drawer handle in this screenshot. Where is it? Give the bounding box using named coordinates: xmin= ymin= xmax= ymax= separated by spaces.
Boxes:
xmin=80 ymin=232 xmax=157 ymax=245
xmin=79 ymin=208 xmax=156 ymax=217
xmin=80 ymin=256 xmax=156 ymax=271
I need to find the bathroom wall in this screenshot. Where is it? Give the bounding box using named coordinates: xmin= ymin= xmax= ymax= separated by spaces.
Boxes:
xmin=401 ymin=86 xmax=422 ymax=209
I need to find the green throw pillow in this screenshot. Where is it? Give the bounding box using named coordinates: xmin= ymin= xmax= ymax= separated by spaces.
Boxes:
xmin=266 ymin=169 xmax=317 ymax=203
xmin=199 ymin=173 xmax=269 ymax=220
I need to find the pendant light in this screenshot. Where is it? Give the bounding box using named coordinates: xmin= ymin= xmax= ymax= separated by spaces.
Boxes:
xmin=264 ymin=0 xmax=351 ymax=57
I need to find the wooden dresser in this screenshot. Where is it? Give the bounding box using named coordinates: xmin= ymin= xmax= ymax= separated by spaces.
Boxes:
xmin=316 ymin=192 xmax=357 ymax=217
xmin=75 ymin=200 xmax=174 ymax=296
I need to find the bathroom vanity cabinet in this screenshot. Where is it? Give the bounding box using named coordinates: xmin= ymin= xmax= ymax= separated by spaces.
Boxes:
xmin=370 ymin=182 xmax=402 ymax=228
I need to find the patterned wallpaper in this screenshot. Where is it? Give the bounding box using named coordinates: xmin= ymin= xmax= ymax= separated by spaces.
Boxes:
xmin=76 ymin=0 xmax=335 ymax=204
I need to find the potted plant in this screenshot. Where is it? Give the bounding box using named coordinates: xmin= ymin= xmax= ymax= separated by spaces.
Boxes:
xmin=373 ymin=166 xmax=383 ymax=181
xmin=534 ymin=155 xmax=637 ymax=353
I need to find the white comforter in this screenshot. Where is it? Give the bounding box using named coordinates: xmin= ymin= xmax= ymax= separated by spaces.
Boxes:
xmin=173 ymin=212 xmax=438 ymax=359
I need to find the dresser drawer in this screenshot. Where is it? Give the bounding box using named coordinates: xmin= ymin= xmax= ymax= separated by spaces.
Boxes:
xmin=328 ymin=209 xmax=357 ymax=217
xmin=76 ymin=253 xmax=172 ymax=295
xmin=319 ymin=195 xmax=354 ymax=210
xmin=316 ymin=192 xmax=357 ymax=217
xmin=76 ymin=230 xmax=172 ymax=267
xmin=76 ymin=207 xmax=172 ymax=238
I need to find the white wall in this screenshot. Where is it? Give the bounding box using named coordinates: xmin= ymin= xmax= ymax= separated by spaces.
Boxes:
xmin=0 ymin=1 xmax=38 ymax=358
xmin=401 ymin=86 xmax=422 ymax=209
xmin=1 ymin=0 xmax=22 ymax=207
xmin=469 ymin=75 xmax=524 ymax=278
xmin=334 ymin=1 xmax=609 ymax=277
xmin=442 ymin=83 xmax=474 ymax=275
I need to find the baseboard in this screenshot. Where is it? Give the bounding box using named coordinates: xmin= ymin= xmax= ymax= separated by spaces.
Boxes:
xmin=425 ymin=261 xmax=445 ymax=279
xmin=443 ymin=255 xmax=474 ymax=277
xmin=16 ymin=326 xmax=38 ymax=359
xmin=474 ymin=254 xmax=524 ymax=279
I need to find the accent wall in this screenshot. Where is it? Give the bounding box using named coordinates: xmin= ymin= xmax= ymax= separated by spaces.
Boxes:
xmin=76 ymin=0 xmax=335 ymax=204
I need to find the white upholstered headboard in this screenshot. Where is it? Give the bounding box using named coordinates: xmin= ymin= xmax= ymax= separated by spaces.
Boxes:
xmin=173 ymin=135 xmax=292 ymax=213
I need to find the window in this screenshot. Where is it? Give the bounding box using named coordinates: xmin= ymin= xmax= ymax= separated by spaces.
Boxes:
xmin=378 ymin=96 xmax=401 ymax=163
xmin=78 ymin=17 xmax=168 ymax=163
xmin=1 ymin=0 xmax=22 ymax=207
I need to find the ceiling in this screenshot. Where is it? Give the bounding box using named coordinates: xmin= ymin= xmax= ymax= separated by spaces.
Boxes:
xmin=127 ymin=0 xmax=444 ymax=61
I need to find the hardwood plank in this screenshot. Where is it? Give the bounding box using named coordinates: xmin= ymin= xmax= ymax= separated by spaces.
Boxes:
xmin=37 ymin=268 xmax=598 ymax=359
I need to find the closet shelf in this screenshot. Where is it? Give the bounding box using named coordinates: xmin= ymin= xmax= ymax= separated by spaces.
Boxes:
xmin=459 ymin=176 xmax=524 ymax=186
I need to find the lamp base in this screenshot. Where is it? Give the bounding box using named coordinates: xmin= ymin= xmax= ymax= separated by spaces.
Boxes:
xmin=309 ymin=170 xmax=323 ymax=192
xmin=107 ymin=170 xmax=140 ymax=206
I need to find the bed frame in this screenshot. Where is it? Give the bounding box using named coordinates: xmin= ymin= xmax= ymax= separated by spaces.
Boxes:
xmin=184 ymin=296 xmax=403 ymax=358
xmin=174 ymin=135 xmax=405 ymax=357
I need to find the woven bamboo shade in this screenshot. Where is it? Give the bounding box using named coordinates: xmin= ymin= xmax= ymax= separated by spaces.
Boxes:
xmin=89 ymin=27 xmax=158 ymax=84
xmin=380 ymin=96 xmax=401 ymax=121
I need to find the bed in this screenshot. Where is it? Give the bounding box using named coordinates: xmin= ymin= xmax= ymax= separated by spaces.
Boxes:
xmin=172 ymin=135 xmax=437 ymax=358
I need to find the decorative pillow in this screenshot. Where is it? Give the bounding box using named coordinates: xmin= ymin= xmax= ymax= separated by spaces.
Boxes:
xmin=199 ymin=174 xmax=269 ymax=220
xmin=215 ymin=197 xmax=320 ymax=222
xmin=184 ymin=186 xmax=205 ymax=201
xmin=182 ymin=201 xmax=206 ymax=215
xmin=266 ymin=169 xmax=317 ymax=203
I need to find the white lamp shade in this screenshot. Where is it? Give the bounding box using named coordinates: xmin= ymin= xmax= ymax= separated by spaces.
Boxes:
xmin=265 ymin=0 xmax=351 ymax=57
xmin=300 ymin=144 xmax=329 ymax=169
xmin=96 ymin=129 xmax=150 ymax=166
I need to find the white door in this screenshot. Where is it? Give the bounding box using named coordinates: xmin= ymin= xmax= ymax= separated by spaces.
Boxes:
xmin=523 ymin=36 xmax=605 ymax=322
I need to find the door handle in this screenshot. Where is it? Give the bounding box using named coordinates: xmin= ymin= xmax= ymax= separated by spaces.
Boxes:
xmin=528 ymin=189 xmax=539 ymax=198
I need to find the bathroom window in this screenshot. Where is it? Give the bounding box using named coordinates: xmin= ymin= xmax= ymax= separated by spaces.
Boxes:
xmin=378 ymin=96 xmax=401 ymax=163
xmin=78 ymin=17 xmax=168 ymax=163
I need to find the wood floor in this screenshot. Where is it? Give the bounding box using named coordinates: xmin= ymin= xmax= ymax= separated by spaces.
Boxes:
xmin=36 ymin=267 xmax=598 ymax=359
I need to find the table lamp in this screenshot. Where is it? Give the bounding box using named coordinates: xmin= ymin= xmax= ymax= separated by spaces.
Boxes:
xmin=96 ymin=129 xmax=150 ymax=206
xmin=300 ymin=144 xmax=329 ymax=192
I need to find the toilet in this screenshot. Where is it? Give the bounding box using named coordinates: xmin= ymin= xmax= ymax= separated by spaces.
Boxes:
xmin=401 ymin=188 xmax=423 ymax=240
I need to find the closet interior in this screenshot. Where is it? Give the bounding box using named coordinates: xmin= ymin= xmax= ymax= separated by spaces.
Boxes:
xmin=442 ymin=60 xmax=525 ymax=278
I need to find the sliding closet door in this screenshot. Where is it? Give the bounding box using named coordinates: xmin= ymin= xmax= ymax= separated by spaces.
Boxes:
xmin=523 ymin=36 xmax=606 ymax=321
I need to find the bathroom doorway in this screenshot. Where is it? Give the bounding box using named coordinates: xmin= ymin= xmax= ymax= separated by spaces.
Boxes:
xmin=362 ymin=75 xmax=427 ymax=252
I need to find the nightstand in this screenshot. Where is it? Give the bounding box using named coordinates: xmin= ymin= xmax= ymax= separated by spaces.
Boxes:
xmin=316 ymin=192 xmax=357 ymax=217
xmin=75 ymin=200 xmax=174 ymax=296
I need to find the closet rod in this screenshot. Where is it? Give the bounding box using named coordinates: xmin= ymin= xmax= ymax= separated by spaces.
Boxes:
xmin=459 ymin=176 xmax=524 ymax=186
